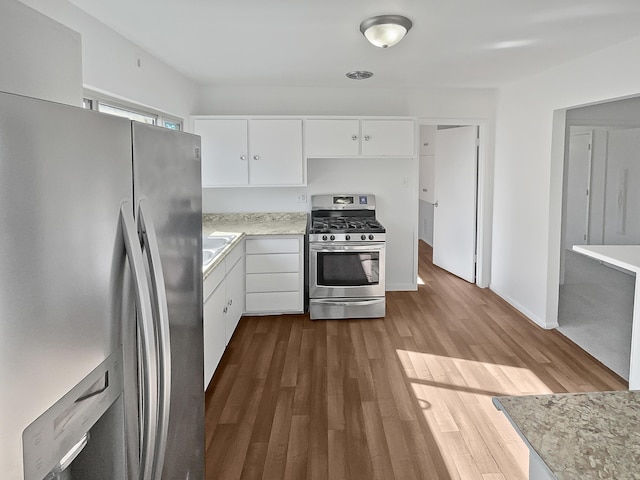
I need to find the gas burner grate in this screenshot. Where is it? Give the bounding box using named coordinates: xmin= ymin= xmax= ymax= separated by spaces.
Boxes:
xmin=310 ymin=216 xmax=385 ymax=234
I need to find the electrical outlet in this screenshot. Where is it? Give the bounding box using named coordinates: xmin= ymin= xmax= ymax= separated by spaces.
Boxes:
xmin=297 ymin=193 xmax=307 ymax=203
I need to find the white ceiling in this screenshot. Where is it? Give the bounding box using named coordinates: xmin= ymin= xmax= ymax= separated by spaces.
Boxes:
xmin=68 ymin=0 xmax=640 ymax=89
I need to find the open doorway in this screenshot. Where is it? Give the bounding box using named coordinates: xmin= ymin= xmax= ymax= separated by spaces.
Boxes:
xmin=418 ymin=123 xmax=480 ymax=284
xmin=557 ymin=98 xmax=640 ymax=380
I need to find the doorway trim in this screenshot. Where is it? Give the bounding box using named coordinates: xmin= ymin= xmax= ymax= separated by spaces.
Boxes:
xmin=417 ymin=117 xmax=492 ymax=288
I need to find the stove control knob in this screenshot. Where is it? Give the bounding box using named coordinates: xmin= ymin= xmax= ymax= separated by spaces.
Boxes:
xmin=345 ymin=234 xmax=351 ymax=241
xmin=322 ymin=235 xmax=328 ymax=241
xmin=330 ymin=235 xmax=335 ymax=241
xmin=361 ymin=234 xmax=367 ymax=241
xmin=369 ymin=234 xmax=375 ymax=240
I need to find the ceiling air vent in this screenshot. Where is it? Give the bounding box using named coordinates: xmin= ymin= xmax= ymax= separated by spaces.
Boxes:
xmin=346 ymin=71 xmax=373 ymax=80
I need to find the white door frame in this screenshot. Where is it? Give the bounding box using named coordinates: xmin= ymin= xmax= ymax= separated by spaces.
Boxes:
xmin=417 ymin=117 xmax=492 ymax=288
xmin=559 ymin=129 xmax=593 ymax=286
xmin=568 ymin=129 xmax=593 ymax=247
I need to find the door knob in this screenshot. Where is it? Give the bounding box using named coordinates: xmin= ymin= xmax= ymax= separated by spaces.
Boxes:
xmin=253 ymin=155 xmax=260 ymax=160
xmin=240 ymin=155 xmax=247 ymax=160
xmin=434 ymin=201 xmax=439 ymax=207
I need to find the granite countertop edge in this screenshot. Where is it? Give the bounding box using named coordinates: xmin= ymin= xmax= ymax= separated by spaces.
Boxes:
xmin=202 ymin=212 xmax=308 ymax=236
xmin=202 ymin=212 xmax=308 ymax=279
xmin=493 ymin=390 xmax=640 ymax=480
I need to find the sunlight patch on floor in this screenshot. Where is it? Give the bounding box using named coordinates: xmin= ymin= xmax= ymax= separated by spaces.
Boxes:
xmin=395 ymin=349 xmax=545 ymax=479
xmin=417 ymin=276 xmax=425 ymax=285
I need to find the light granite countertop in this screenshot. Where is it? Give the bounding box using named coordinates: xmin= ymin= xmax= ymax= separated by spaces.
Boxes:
xmin=202 ymin=212 xmax=308 ymax=279
xmin=202 ymin=212 xmax=308 ymax=236
xmin=493 ymin=391 xmax=640 ymax=480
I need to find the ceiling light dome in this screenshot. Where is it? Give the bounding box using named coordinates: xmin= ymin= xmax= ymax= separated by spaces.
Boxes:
xmin=360 ymin=15 xmax=412 ymax=48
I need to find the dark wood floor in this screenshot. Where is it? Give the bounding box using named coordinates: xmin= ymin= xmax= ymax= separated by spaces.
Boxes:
xmin=204 ymin=241 xmax=626 ymax=480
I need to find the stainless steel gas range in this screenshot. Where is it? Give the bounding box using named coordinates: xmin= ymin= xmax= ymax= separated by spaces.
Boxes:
xmin=309 ymin=194 xmax=386 ymax=320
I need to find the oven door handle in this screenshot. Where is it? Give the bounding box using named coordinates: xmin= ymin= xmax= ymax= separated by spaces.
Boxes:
xmin=310 ymin=243 xmax=385 ymax=253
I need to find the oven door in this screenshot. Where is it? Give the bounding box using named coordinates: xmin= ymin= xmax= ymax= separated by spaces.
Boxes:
xmin=309 ymin=242 xmax=385 ymax=298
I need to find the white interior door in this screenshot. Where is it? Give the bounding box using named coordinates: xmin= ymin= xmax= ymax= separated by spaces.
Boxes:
xmin=433 ymin=126 xmax=478 ymax=283
xmin=565 ymin=132 xmax=592 ymax=249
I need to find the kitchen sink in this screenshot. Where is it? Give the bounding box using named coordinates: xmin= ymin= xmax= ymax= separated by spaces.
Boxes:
xmin=202 ymin=250 xmax=216 ymax=267
xmin=202 ymin=234 xmax=238 ymax=267
xmin=203 ymin=236 xmax=229 ymax=250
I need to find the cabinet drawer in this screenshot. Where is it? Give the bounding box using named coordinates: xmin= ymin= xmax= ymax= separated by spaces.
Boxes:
xmin=246 ymin=253 xmax=300 ymax=273
xmin=246 ymin=272 xmax=300 ymax=293
xmin=246 ymin=237 xmax=300 ymax=254
xmin=246 ymin=292 xmax=302 ymax=313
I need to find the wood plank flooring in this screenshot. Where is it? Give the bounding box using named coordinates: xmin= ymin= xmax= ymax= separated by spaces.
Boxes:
xmin=204 ymin=241 xmax=627 ymax=480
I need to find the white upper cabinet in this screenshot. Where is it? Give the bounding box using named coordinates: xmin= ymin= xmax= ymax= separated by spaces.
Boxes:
xmin=249 ymin=119 xmax=303 ymax=185
xmin=361 ymin=120 xmax=415 ymax=157
xmin=194 ymin=118 xmax=304 ymax=187
xmin=195 ymin=119 xmax=248 ymax=186
xmin=305 ymin=119 xmax=360 ymax=157
xmin=305 ymin=118 xmax=415 ymax=158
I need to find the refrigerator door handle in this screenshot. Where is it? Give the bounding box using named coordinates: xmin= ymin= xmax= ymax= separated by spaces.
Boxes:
xmin=120 ymin=203 xmax=158 ymax=480
xmin=137 ymin=198 xmax=172 ymax=479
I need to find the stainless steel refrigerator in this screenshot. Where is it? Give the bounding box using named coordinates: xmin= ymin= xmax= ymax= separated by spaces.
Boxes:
xmin=0 ymin=90 xmax=204 ymax=480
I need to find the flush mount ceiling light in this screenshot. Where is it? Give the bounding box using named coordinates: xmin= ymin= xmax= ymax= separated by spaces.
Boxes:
xmin=359 ymin=14 xmax=412 ymax=48
xmin=346 ymin=70 xmax=374 ymax=80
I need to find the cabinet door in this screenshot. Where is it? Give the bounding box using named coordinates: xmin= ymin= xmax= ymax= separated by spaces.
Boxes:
xmin=203 ymin=285 xmax=226 ymax=389
xmin=194 ymin=119 xmax=248 ymax=186
xmin=361 ymin=120 xmax=415 ymax=156
xmin=225 ymin=256 xmax=245 ymax=345
xmin=249 ymin=119 xmax=303 ymax=185
xmin=419 ymin=125 xmax=436 ymax=155
xmin=305 ymin=119 xmax=360 ymax=157
xmin=419 ymin=155 xmax=435 ymax=203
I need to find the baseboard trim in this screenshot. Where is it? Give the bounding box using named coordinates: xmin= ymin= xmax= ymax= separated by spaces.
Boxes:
xmin=387 ymin=283 xmax=418 ymax=292
xmin=489 ymin=284 xmax=558 ymax=330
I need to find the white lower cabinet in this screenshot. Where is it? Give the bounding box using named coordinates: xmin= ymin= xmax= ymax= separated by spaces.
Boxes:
xmin=203 ymin=276 xmax=226 ymax=389
xmin=245 ymin=236 xmax=304 ymax=314
xmin=224 ymin=255 xmax=245 ymax=344
xmin=203 ymin=239 xmax=246 ymax=389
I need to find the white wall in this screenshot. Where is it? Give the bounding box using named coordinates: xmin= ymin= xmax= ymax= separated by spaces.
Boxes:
xmin=419 ymin=200 xmax=434 ymax=245
xmin=196 ymin=85 xmax=497 ymax=119
xmin=0 ymin=0 xmax=82 ymax=105
xmin=198 ymin=86 xmax=497 ymax=291
xmin=492 ymin=33 xmax=640 ymax=328
xmin=20 ymin=0 xmax=198 ymax=121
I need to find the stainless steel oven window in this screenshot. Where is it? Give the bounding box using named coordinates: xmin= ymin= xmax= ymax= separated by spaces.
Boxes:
xmin=309 ymin=243 xmax=386 ymax=299
xmin=317 ymin=251 xmax=379 ymax=286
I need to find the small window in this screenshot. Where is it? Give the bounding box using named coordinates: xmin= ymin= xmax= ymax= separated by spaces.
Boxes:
xmin=163 ymin=120 xmax=181 ymax=131
xmin=83 ymin=90 xmax=183 ymax=131
xmin=97 ymin=103 xmax=157 ymax=125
